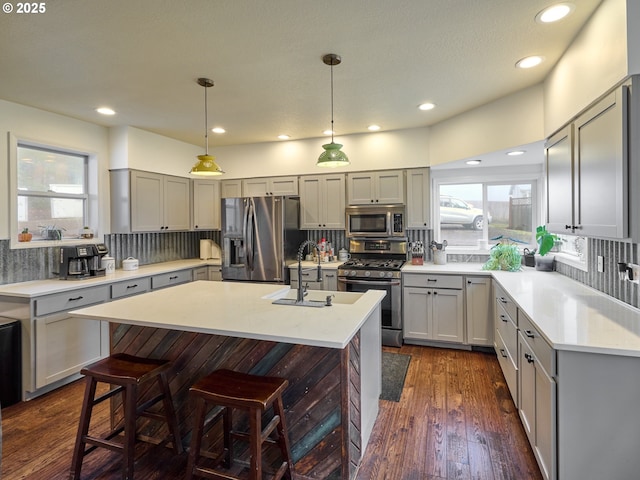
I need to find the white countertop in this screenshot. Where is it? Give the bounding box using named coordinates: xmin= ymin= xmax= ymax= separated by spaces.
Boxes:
xmin=287 ymin=260 xmax=343 ymax=269
xmin=70 ymin=281 xmax=385 ymax=349
xmin=402 ymin=262 xmax=490 ymax=275
xmin=0 ymin=259 xmax=220 ymax=298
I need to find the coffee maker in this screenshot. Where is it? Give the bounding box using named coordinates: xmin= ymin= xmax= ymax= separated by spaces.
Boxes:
xmin=59 ymin=244 xmax=108 ymax=280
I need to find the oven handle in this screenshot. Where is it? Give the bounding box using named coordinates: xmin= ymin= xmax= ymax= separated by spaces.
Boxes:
xmin=338 ymin=278 xmax=400 ymax=287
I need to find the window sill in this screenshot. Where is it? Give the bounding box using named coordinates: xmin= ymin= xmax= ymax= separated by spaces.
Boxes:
xmin=552 ymin=251 xmax=588 ymax=272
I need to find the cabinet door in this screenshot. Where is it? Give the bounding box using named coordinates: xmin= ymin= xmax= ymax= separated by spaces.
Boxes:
xmin=535 ymin=361 xmax=556 ymax=480
xmin=406 ymin=168 xmax=430 ymax=228
xmin=545 ymin=126 xmax=574 ymax=234
xmin=347 ymin=172 xmax=376 ymax=205
xmin=208 ymin=265 xmax=222 ymax=281
xmin=221 ymin=180 xmax=243 ymax=198
xmin=465 ymin=276 xmax=493 ymax=346
xmin=431 ymin=288 xmax=463 ymax=343
xmin=300 ymin=176 xmax=323 ymax=229
xmin=131 ymin=171 xmax=164 ymax=231
xmin=322 ymin=175 xmax=346 ymax=228
xmin=270 ymin=176 xmax=299 ymax=196
xmin=192 ymin=179 xmax=220 ymax=230
xmin=163 ymin=175 xmax=191 ymax=231
xmin=242 ymin=178 xmax=270 ymax=197
xmin=402 ymin=286 xmax=431 ymax=340
xmin=322 ymin=270 xmax=338 ymax=290
xmin=376 ymin=170 xmax=405 ymax=204
xmin=35 ymin=312 xmax=108 ymax=388
xmin=193 ymin=267 xmax=209 ymax=281
xmin=574 ymin=87 xmax=627 ymax=238
xmin=519 ymin=334 xmax=536 ymax=445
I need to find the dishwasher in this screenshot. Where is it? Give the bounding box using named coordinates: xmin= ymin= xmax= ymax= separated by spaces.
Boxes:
xmin=0 ymin=318 xmax=21 ymax=408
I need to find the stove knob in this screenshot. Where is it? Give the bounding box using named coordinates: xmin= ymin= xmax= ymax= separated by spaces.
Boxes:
xmin=378 ymin=271 xmax=386 ymax=278
xmin=350 ymin=270 xmax=356 ymax=276
xmin=364 ymin=271 xmax=371 ymax=277
xmin=387 ymin=271 xmax=394 ymax=278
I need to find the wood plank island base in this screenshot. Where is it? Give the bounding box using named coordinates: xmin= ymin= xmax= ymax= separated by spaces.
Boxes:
xmin=71 ymin=281 xmax=386 ymax=479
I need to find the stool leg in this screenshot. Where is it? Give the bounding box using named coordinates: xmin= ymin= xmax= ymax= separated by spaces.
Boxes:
xmin=122 ymin=384 xmax=138 ymax=480
xmin=69 ymin=376 xmax=97 ymax=480
xmin=186 ymin=396 xmax=208 ymax=480
xmin=249 ymin=408 xmax=262 ymax=480
xmin=157 ymin=372 xmax=183 ymax=454
xmin=223 ymin=406 xmax=232 ymax=468
xmin=273 ymin=397 xmax=294 ymax=480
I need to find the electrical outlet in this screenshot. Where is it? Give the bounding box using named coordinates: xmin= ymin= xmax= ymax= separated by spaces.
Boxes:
xmin=597 ymin=256 xmax=604 ymax=273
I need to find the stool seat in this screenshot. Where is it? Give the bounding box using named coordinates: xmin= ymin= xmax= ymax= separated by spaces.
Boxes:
xmin=70 ymin=353 xmax=183 ymax=480
xmin=186 ymin=369 xmax=294 ymax=480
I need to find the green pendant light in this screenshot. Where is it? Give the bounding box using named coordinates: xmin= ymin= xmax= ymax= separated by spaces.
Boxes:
xmin=317 ymin=54 xmax=349 ymax=167
xmin=191 ymin=77 xmax=224 ymax=176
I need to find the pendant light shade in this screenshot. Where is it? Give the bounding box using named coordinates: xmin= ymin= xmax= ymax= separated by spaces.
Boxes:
xmin=317 ymin=54 xmax=349 ymax=167
xmin=191 ymin=77 xmax=223 ymax=176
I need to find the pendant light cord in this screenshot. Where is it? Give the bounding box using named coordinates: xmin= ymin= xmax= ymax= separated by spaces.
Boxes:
xmin=204 ymin=83 xmax=209 ymax=155
xmin=330 ymin=61 xmax=335 ymax=143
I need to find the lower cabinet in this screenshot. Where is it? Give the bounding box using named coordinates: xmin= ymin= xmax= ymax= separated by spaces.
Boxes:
xmin=403 ymin=274 xmax=463 ymax=344
xmin=208 ymin=265 xmax=222 ymax=281
xmin=465 ymin=275 xmax=493 ymax=346
xmin=289 ymin=266 xmax=338 ymax=291
xmin=151 ymin=269 xmax=193 ymax=289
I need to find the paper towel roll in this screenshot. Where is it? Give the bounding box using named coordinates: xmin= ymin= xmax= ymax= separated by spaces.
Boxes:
xmin=200 ymin=239 xmax=213 ymax=259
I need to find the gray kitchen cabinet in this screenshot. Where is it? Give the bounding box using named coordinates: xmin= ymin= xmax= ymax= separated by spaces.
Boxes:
xmin=406 ymin=168 xmax=430 ymax=228
xmin=403 ymin=273 xmax=463 ymax=344
xmin=494 ymin=283 xmax=518 ymax=406
xmin=242 ymin=176 xmax=298 ymax=197
xmin=151 ymin=269 xmax=193 ymax=290
xmin=220 ymin=179 xmax=243 ymax=198
xmin=192 ymin=266 xmax=209 ymax=281
xmin=465 ymin=275 xmax=493 ymax=346
xmin=208 ymin=265 xmax=222 ymax=281
xmin=347 ymin=170 xmax=405 ymax=205
xmin=299 ymin=174 xmax=346 ymax=229
xmin=192 ymin=179 xmax=221 ymax=230
xmin=110 ymin=169 xmax=191 ymax=233
xmin=546 ymin=82 xmax=629 ymax=238
xmin=518 ymin=312 xmax=556 ymax=480
xmin=110 ymin=277 xmax=151 ymax=299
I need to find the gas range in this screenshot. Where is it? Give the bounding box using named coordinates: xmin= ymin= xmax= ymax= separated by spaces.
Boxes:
xmin=338 ymin=258 xmax=405 ymax=279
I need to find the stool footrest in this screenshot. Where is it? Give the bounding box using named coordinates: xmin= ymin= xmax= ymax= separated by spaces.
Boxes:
xmin=93 ymin=385 xmax=124 ymax=405
xmin=84 ymin=436 xmax=125 ymax=453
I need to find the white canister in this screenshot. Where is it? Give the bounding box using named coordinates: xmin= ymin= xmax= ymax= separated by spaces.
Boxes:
xmin=102 ymin=255 xmax=115 ymax=274
xmin=122 ymin=257 xmax=139 ymax=271
xmin=433 ymin=250 xmax=447 ymax=265
xmin=338 ymin=248 xmax=351 ymax=261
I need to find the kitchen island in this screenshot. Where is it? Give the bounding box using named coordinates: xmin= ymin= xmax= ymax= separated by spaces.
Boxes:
xmin=70 ymin=281 xmax=385 ymax=480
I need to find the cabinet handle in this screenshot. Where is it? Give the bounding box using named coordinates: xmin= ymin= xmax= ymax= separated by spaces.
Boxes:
xmin=524 ymin=330 xmax=535 ymax=338
xmin=169 ymin=275 xmax=178 ymax=280
xmin=325 ymin=274 xmax=335 ymax=278
xmin=427 ymin=291 xmax=431 ymax=295
xmin=427 ymin=279 xmax=437 ymax=282
xmin=500 ymin=349 xmax=508 ymax=358
xmin=499 ymin=297 xmax=507 ymax=304
xmin=565 ymin=225 xmax=572 ymax=230
xmin=524 ymin=353 xmax=535 ymax=364
xmin=467 ymin=280 xmax=472 ymax=284
xmin=68 ymin=296 xmax=84 ymax=301
xmin=126 ymin=284 xmax=138 ymax=289
xmin=500 ymin=314 xmax=508 ymax=322
xmin=433 ymin=291 xmax=438 ymax=295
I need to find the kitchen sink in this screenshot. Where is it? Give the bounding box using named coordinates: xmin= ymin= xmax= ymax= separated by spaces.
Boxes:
xmin=265 ymin=288 xmax=363 ymax=306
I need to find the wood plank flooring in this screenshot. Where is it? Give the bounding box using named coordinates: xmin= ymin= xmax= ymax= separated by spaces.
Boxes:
xmin=0 ymin=345 xmax=542 ymax=480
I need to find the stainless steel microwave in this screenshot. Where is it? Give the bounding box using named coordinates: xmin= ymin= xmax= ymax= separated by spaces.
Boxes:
xmin=346 ymin=205 xmax=406 ymax=238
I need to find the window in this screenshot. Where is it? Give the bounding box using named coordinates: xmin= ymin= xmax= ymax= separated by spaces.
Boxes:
xmin=13 ymin=140 xmax=90 ymax=244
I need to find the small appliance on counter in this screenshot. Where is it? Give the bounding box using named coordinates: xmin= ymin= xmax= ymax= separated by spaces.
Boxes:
xmin=59 ymin=244 xmax=108 ymax=280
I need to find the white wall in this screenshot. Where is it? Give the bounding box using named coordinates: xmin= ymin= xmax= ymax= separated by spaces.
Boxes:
xmin=428 ymin=84 xmax=544 ymax=167
xmin=544 ymin=0 xmax=628 ymax=136
xmin=0 ymin=99 xmax=110 ymax=240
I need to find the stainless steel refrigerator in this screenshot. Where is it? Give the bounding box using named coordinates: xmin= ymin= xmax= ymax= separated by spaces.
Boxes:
xmin=222 ymin=196 xmax=305 ymax=283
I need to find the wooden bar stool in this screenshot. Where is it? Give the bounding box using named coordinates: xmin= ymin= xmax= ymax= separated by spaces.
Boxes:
xmin=186 ymin=369 xmax=294 ymax=480
xmin=69 ymin=353 xmax=183 ymax=480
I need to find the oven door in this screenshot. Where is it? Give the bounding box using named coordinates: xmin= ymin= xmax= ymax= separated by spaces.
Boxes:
xmin=337 ymin=277 xmax=401 ymax=330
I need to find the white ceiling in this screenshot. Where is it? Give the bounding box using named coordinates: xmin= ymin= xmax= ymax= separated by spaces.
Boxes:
xmin=0 ymin=0 xmax=601 ymax=158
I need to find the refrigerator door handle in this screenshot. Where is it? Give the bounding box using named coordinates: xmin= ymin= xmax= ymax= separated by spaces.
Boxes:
xmin=246 ymin=198 xmax=255 ymax=272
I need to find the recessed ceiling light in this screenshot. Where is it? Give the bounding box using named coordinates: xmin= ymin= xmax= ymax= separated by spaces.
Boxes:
xmin=516 ymin=56 xmax=544 ymax=69
xmin=211 ymin=127 xmax=226 ymax=134
xmin=368 ymin=125 xmax=381 ymax=131
xmin=418 ymin=103 xmax=435 ymax=111
xmin=507 ymin=150 xmax=526 ymax=156
xmin=323 ymin=129 xmax=334 ymax=136
xmin=466 ymin=159 xmax=482 ymax=165
xmin=278 ymin=134 xmax=290 ymax=140
xmin=536 ymin=3 xmax=575 ymax=23
xmin=96 ymin=107 xmax=115 ymax=115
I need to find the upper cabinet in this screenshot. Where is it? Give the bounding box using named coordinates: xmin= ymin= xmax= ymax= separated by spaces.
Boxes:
xmin=546 ymin=82 xmax=629 ymax=238
xmin=406 ymin=168 xmax=430 ymax=228
xmin=242 ymin=176 xmax=298 ymax=197
xmin=220 ymin=180 xmax=243 ymax=198
xmin=110 ymin=170 xmax=191 ymax=233
xmin=192 ymin=179 xmax=221 ymax=230
xmin=347 ymin=170 xmax=405 ymax=205
xmin=299 ymin=174 xmax=346 ymax=229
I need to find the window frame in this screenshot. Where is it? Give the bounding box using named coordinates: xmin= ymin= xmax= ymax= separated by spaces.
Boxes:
xmin=9 ymin=133 xmax=99 ymax=249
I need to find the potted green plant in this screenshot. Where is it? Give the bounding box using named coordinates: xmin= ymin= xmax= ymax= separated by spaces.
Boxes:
xmin=482 ymin=242 xmax=522 ymax=272
xmin=534 ymin=225 xmax=559 ymax=271
xmin=18 ymin=227 xmax=32 ymax=242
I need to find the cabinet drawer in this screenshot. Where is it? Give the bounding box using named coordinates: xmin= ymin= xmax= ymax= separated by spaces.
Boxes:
xmin=495 ymin=329 xmax=518 ymax=406
xmin=111 ymin=277 xmax=151 ymax=299
xmin=35 ymin=285 xmax=111 ymax=317
xmin=496 ymin=302 xmax=518 ymax=359
xmin=495 ymin=283 xmax=518 ymax=324
xmin=151 ymin=270 xmax=192 ymax=290
xmin=403 ymin=273 xmax=462 ymax=289
xmin=519 ymin=311 xmax=555 ymax=376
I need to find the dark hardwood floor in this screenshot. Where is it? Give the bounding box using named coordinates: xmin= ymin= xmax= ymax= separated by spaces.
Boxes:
xmin=0 ymin=345 xmax=542 ymax=479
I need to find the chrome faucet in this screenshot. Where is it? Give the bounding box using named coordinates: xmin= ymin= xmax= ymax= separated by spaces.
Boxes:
xmin=296 ymin=240 xmax=322 ymax=304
